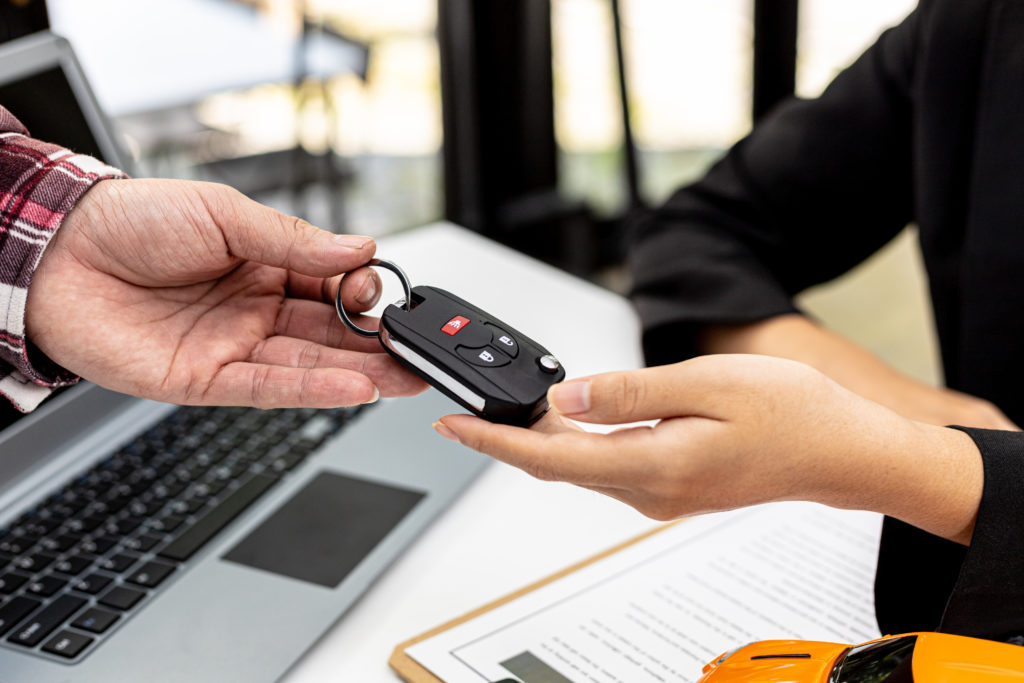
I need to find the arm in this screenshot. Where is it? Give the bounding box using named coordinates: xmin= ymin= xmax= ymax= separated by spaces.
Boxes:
xmin=0 ymin=106 xmax=423 ymax=410
xmin=629 ymin=12 xmax=920 ymax=360
xmin=435 ymin=355 xmax=983 ymax=545
xmin=627 ymin=6 xmax=1013 ymax=430
xmin=876 ymin=426 xmax=1024 ymax=641
xmin=436 ymin=357 xmax=1024 ymax=639
xmin=0 ymin=106 xmax=125 ymax=411
xmin=700 ymin=315 xmax=1018 ymax=429
xmin=24 ymin=177 xmax=426 ymax=408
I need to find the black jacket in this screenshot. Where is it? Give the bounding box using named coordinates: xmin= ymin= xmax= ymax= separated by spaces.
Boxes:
xmin=628 ymin=0 xmax=1024 ymax=641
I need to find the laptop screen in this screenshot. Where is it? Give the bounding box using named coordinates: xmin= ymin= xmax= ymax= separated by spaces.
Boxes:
xmin=0 ymin=57 xmax=116 ymax=431
xmin=0 ymin=65 xmax=107 ymax=159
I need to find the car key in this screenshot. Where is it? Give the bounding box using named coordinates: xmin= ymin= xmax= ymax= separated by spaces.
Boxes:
xmin=336 ymin=260 xmax=565 ymax=426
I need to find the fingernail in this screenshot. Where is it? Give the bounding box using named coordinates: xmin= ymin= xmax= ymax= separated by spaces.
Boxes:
xmin=333 ymin=234 xmax=373 ymax=249
xmin=548 ymin=380 xmax=590 ymax=414
xmin=363 ymin=387 xmax=380 ymax=404
xmin=433 ymin=421 xmax=461 ymax=444
xmin=355 ymin=272 xmax=379 ymax=305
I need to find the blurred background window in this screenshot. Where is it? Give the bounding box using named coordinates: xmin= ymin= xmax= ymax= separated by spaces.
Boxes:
xmin=43 ymin=0 xmax=917 ymax=243
xmin=797 ymin=0 xmax=917 ymax=97
xmin=48 ymin=0 xmax=442 ymax=238
xmin=43 ymin=0 xmax=918 ymax=241
xmin=553 ymin=0 xmax=917 ymax=214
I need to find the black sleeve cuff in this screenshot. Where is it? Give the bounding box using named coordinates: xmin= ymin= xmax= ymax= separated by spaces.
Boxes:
xmin=874 ymin=426 xmax=1024 ymax=641
xmin=939 ymin=427 xmax=1024 ymax=640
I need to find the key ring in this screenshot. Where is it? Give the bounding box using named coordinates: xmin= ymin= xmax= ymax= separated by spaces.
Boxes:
xmin=335 ymin=258 xmax=412 ymax=338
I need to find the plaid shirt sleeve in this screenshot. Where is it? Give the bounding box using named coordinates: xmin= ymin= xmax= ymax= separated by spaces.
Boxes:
xmin=0 ymin=106 xmax=126 ymax=412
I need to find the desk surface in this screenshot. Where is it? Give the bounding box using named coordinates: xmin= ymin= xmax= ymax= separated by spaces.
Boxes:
xmin=283 ymin=223 xmax=660 ymax=681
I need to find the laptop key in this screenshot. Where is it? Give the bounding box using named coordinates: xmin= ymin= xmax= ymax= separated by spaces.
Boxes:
xmin=159 ymin=474 xmax=278 ymax=562
xmin=168 ymin=498 xmax=206 ymax=516
xmin=15 ymin=552 xmax=56 ymax=573
xmin=149 ymin=515 xmax=184 ymax=534
xmin=204 ymin=480 xmax=228 ymax=497
xmin=98 ymin=585 xmax=146 ymax=611
xmin=41 ymin=630 xmax=93 ymax=658
xmin=25 ymin=575 xmax=67 ymax=597
xmin=127 ymin=500 xmax=160 ymax=519
xmin=78 ymin=535 xmax=118 ymax=555
xmin=72 ymin=572 xmax=113 ymax=595
xmin=23 ymin=519 xmax=60 ymax=537
xmin=121 ymin=534 xmax=162 ymax=553
xmin=39 ymin=533 xmax=80 ymax=553
xmin=0 ymin=537 xmax=34 ymax=555
xmin=70 ymin=607 xmax=120 ymax=634
xmin=0 ymin=596 xmax=42 ymax=635
xmin=270 ymin=452 xmax=305 ymax=472
xmin=126 ymin=560 xmax=176 ymax=589
xmin=7 ymin=594 xmax=85 ymax=647
xmin=53 ymin=554 xmax=93 ymax=576
xmin=104 ymin=517 xmax=142 ymax=536
xmin=0 ymin=572 xmax=28 ymax=594
xmin=65 ymin=515 xmax=106 ymax=534
xmin=97 ymin=553 xmax=139 ymax=574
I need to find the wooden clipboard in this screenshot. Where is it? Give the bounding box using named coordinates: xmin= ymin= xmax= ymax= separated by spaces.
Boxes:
xmin=389 ymin=521 xmax=680 ymax=683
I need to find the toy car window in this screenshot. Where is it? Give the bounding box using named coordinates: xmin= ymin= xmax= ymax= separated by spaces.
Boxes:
xmin=829 ymin=635 xmax=917 ymax=683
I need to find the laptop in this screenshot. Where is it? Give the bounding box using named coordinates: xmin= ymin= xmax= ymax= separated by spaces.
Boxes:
xmin=0 ymin=31 xmax=487 ymax=681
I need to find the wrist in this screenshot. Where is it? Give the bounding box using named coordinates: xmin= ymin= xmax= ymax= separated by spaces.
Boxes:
xmin=894 ymin=423 xmax=983 ymax=544
xmin=819 ymin=416 xmax=983 ymax=545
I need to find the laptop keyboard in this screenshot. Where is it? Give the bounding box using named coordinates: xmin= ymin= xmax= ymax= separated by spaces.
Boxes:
xmin=0 ymin=403 xmax=364 ymax=663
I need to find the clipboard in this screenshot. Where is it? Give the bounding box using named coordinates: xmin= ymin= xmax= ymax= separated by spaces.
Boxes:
xmin=389 ymin=521 xmax=678 ymax=683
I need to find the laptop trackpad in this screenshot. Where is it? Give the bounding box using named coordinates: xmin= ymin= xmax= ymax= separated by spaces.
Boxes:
xmin=222 ymin=471 xmax=425 ymax=588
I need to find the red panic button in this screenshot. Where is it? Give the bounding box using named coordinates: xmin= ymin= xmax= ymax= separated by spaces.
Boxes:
xmin=441 ymin=315 xmax=471 ymax=336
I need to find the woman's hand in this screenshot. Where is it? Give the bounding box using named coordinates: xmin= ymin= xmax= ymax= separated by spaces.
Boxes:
xmin=26 ymin=178 xmax=426 ymax=407
xmin=435 ymin=354 xmax=983 ymax=544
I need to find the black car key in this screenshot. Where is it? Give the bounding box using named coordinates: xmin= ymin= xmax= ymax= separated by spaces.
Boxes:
xmin=336 ymin=260 xmax=565 ymax=426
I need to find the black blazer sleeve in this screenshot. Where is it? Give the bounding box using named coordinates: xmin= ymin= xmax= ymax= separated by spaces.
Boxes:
xmin=875 ymin=427 xmax=1024 ymax=641
xmin=628 ymin=7 xmax=922 ymax=366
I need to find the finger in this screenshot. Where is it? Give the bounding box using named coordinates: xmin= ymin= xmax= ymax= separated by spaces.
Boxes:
xmin=275 ymin=299 xmax=383 ymax=353
xmin=531 ymin=408 xmax=585 ymax=434
xmin=286 ymin=268 xmax=382 ymax=314
xmin=546 ymin=361 xmax=728 ymax=425
xmin=434 ymin=414 xmax=635 ymax=486
xmin=201 ymin=362 xmax=379 ymax=408
xmin=337 ymin=266 xmax=383 ymax=312
xmin=250 ymin=335 xmax=426 ymax=397
xmin=205 ymin=184 xmax=377 ymax=277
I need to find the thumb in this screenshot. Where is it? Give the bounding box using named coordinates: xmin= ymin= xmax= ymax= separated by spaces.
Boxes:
xmin=547 ymin=364 xmax=705 ymax=424
xmin=208 ymin=184 xmax=377 ymax=276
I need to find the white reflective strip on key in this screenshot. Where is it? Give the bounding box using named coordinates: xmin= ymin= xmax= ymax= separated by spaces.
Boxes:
xmin=383 ymin=336 xmax=486 ymax=411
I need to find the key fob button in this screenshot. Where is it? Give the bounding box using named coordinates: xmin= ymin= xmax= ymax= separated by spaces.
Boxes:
xmin=485 ymin=324 xmax=519 ymax=357
xmin=457 ymin=345 xmax=511 ymax=367
xmin=538 ymin=354 xmax=561 ymax=373
xmin=441 ymin=315 xmax=471 ymax=336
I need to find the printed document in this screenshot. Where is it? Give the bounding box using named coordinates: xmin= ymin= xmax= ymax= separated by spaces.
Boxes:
xmin=406 ymin=502 xmax=883 ymax=683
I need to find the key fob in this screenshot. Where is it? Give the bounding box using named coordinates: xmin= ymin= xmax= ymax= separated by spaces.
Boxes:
xmin=378 ymin=286 xmax=566 ymax=426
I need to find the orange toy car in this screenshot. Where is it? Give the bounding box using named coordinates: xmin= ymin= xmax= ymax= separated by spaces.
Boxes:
xmin=698 ymin=632 xmax=1024 ymax=682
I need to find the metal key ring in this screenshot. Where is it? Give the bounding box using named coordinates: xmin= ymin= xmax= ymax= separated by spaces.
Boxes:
xmin=335 ymin=258 xmax=412 ymax=338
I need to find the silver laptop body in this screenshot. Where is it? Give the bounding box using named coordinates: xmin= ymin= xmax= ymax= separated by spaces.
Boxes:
xmin=0 ymin=32 xmax=487 ymax=682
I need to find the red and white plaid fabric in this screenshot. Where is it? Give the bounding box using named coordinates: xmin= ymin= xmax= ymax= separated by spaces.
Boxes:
xmin=0 ymin=106 xmax=125 ymax=411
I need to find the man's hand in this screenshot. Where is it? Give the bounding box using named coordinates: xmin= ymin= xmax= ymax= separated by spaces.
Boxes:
xmin=435 ymin=355 xmax=983 ymax=545
xmin=26 ymin=178 xmax=426 ymax=408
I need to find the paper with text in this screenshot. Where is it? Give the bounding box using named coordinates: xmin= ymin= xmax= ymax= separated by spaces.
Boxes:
xmin=406 ymin=502 xmax=883 ymax=683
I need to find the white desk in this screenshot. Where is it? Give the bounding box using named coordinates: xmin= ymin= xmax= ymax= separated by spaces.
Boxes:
xmin=284 ymin=223 xmax=661 ymax=681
